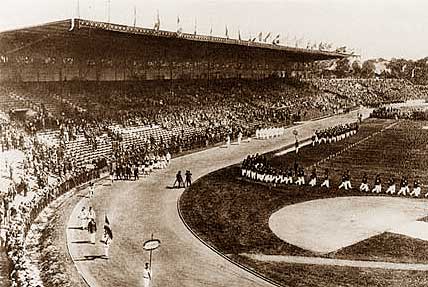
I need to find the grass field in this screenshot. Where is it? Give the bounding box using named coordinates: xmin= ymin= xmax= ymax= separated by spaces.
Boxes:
xmin=179 ymin=118 xmax=428 ymax=286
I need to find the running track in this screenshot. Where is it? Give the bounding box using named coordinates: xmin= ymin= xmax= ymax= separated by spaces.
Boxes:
xmin=65 ymin=109 xmax=370 ymax=287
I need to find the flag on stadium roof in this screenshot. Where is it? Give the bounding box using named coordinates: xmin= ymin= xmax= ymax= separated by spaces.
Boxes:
xmin=257 ymin=32 xmax=263 ymax=42
xmin=133 ymin=6 xmax=137 ymax=27
xmin=154 ymin=10 xmax=160 ymax=31
xmin=177 ymin=16 xmax=182 ymax=34
xmin=272 ymin=34 xmax=280 ymax=45
xmin=238 ymin=29 xmax=241 ymax=41
xmin=225 ymin=25 xmax=229 ymax=39
xmin=263 ymin=32 xmax=271 ymax=42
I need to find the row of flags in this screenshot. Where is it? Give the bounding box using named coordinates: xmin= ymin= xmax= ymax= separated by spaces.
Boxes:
xmin=152 ymin=12 xmax=345 ymax=52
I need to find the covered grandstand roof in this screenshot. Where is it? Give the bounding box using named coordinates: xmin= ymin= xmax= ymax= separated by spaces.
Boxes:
xmin=0 ymin=19 xmax=348 ymax=62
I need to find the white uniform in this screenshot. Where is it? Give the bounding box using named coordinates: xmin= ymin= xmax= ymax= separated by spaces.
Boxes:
xmin=411 ymin=187 xmax=421 ymax=197
xmin=143 ymin=268 xmax=152 ymax=287
xmin=103 ymin=235 xmax=111 ymax=258
xmin=360 ymin=183 xmax=369 ymax=192
xmin=237 ymin=132 xmax=242 ymax=145
xmin=372 ymin=184 xmax=381 ymax=193
xmin=386 ymin=184 xmax=396 ymax=194
xmin=321 ymin=179 xmax=330 ymax=188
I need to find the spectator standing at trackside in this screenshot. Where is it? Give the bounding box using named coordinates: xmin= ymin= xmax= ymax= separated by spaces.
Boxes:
xmin=78 ymin=207 xmax=88 ymax=229
xmin=173 ymin=171 xmax=184 ymax=188
xmin=237 ymin=131 xmax=243 ymax=145
xmin=88 ymin=182 xmax=95 ymax=198
xmin=109 ymin=172 xmax=114 ymax=185
xmin=185 ymin=170 xmax=192 ymax=187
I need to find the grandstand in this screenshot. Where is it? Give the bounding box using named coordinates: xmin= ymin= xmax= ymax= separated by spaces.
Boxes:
xmin=0 ymin=19 xmax=347 ymax=82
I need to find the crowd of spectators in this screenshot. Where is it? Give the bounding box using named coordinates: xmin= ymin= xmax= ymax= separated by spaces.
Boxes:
xmin=1 ymin=77 xmax=425 ymax=172
xmin=307 ymin=78 xmax=425 ymax=108
xmin=0 ymin=119 xmax=105 ymax=287
xmin=371 ymin=106 xmax=428 ymax=121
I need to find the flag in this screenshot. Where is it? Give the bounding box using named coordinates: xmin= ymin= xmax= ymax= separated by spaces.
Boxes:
xmin=272 ymin=34 xmax=280 ymax=45
xmin=194 ymin=18 xmax=197 ymax=35
xmin=263 ymin=32 xmax=271 ymax=42
xmin=238 ymin=30 xmax=241 ymax=41
xmin=154 ymin=10 xmax=160 ymax=31
xmin=133 ymin=6 xmax=137 ymax=27
xmin=104 ymin=215 xmax=113 ymax=240
xmin=225 ymin=25 xmax=229 ymax=39
xmin=177 ymin=16 xmax=182 ymax=34
xmin=210 ymin=25 xmax=213 ymax=36
xmin=258 ymin=32 xmax=263 ymax=42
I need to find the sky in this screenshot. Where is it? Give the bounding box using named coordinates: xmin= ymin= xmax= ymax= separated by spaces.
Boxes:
xmin=0 ymin=0 xmax=427 ymax=60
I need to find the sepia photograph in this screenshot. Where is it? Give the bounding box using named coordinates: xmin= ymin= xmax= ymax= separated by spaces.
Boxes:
xmin=0 ymin=0 xmax=428 ymax=286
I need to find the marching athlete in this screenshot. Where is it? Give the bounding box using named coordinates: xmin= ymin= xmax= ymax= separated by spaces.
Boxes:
xmin=339 ymin=170 xmax=352 ymax=190
xmin=411 ymin=180 xmax=421 ymax=197
xmin=309 ymin=169 xmax=317 ymax=187
xmin=320 ymin=169 xmax=330 ymax=189
xmin=372 ymin=174 xmax=382 ymax=194
xmin=385 ymin=177 xmax=396 ymax=194
xmin=359 ymin=173 xmax=369 ymax=192
xmin=397 ymin=176 xmax=410 ymax=196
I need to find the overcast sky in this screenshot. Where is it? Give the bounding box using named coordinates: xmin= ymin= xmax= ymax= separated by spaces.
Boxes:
xmin=0 ymin=0 xmax=426 ymax=60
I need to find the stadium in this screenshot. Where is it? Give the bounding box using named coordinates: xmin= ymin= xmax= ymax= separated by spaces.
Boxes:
xmin=0 ymin=8 xmax=428 ymax=287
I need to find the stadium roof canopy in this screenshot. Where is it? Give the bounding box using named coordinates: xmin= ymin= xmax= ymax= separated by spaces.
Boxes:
xmin=0 ymin=19 xmax=349 ymax=63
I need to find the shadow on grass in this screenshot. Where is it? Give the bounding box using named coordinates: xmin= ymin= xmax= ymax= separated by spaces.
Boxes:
xmin=74 ymin=255 xmax=106 ymax=261
xmin=72 ymin=240 xmax=92 ymax=244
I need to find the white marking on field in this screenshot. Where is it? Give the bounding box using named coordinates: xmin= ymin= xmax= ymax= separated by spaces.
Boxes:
xmin=269 ymin=197 xmax=428 ymax=254
xmin=242 ymin=253 xmax=428 ymax=271
xmin=389 ymin=221 xmax=428 ymax=241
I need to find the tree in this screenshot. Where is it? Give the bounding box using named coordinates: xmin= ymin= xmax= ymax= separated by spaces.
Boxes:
xmin=335 ymin=58 xmax=351 ymax=78
xmin=361 ymin=60 xmax=376 ymax=78
xmin=351 ymin=60 xmax=362 ymax=77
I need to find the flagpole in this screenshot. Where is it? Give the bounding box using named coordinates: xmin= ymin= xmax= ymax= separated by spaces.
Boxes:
xmin=77 ymin=0 xmax=80 ymax=19
xmin=107 ymin=0 xmax=111 ymax=23
xmin=133 ymin=6 xmax=136 ymax=27
xmin=149 ymin=233 xmax=153 ymax=269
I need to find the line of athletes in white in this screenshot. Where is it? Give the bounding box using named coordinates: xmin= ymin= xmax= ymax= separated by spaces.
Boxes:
xmin=255 ymin=127 xmax=286 ymax=140
xmin=357 ymin=174 xmax=425 ymax=197
xmin=241 ymin=162 xmax=424 ymax=197
xmin=241 ymin=154 xmax=308 ymax=186
xmin=311 ymin=122 xmax=359 ymax=146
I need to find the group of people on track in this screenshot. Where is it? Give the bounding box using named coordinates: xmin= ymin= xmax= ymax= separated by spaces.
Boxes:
xmin=173 ymin=170 xmax=193 ymax=188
